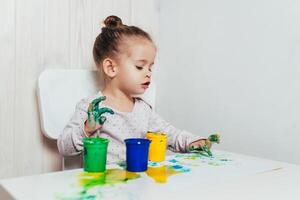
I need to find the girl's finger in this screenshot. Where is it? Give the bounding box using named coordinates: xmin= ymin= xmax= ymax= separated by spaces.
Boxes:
xmin=94 ymin=124 xmax=102 ymax=130
xmin=99 ymin=116 xmax=106 ymax=125
xmin=205 ymin=140 xmax=212 ymax=148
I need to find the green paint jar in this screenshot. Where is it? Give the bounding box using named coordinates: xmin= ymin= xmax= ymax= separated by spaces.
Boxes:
xmin=83 ymin=137 xmax=109 ymax=172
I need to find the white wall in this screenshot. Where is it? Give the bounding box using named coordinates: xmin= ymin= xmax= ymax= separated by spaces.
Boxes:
xmin=157 ymin=0 xmax=300 ymax=164
xmin=0 ymin=0 xmax=158 ymax=179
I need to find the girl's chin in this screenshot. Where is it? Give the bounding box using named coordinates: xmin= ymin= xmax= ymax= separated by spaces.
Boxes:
xmin=125 ymin=87 xmax=147 ymax=96
xmin=135 ymin=91 xmax=146 ymax=95
xmin=132 ymin=89 xmax=146 ymax=95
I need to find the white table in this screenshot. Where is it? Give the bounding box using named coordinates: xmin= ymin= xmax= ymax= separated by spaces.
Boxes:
xmin=1 ymin=150 xmax=300 ymax=200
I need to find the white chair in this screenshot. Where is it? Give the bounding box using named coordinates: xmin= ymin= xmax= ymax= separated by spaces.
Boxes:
xmin=37 ymin=68 xmax=156 ymax=170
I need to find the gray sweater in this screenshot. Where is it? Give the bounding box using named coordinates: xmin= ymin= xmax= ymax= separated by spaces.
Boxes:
xmin=57 ymin=92 xmax=202 ymax=163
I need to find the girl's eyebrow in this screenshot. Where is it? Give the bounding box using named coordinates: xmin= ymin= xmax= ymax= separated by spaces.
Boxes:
xmin=135 ymin=59 xmax=154 ymax=65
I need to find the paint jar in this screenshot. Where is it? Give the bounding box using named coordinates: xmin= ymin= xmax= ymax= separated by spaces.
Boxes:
xmin=146 ymin=132 xmax=167 ymax=162
xmin=83 ymin=137 xmax=109 ymax=172
xmin=124 ymin=138 xmax=151 ymax=172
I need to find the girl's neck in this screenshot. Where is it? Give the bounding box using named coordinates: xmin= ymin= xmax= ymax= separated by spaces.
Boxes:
xmin=102 ymin=84 xmax=132 ymax=101
xmin=101 ymin=84 xmax=135 ymax=112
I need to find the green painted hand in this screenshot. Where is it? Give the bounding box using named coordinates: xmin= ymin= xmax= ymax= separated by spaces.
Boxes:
xmin=189 ymin=134 xmax=220 ymax=157
xmin=87 ymin=96 xmax=114 ymax=127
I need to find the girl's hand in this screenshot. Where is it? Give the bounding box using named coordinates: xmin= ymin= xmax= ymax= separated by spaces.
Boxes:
xmin=85 ymin=96 xmax=115 ymax=136
xmin=188 ymin=134 xmax=220 ymax=156
xmin=188 ymin=139 xmax=212 ymax=156
xmin=189 ymin=139 xmax=212 ymax=151
xmin=84 ymin=119 xmax=102 ymax=137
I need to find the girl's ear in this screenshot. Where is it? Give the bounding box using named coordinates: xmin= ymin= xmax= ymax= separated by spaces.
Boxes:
xmin=102 ymin=58 xmax=118 ymax=78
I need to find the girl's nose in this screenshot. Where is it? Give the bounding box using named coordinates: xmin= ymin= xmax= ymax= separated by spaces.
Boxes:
xmin=145 ymin=69 xmax=151 ymax=78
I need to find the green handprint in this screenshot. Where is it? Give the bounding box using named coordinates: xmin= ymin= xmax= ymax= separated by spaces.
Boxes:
xmin=87 ymin=96 xmax=114 ymax=128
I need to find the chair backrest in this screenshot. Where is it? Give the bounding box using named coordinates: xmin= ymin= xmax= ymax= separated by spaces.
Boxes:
xmin=37 ymin=69 xmax=156 ymax=140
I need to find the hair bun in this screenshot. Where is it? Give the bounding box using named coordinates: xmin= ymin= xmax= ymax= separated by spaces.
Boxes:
xmin=103 ymin=15 xmax=123 ymax=28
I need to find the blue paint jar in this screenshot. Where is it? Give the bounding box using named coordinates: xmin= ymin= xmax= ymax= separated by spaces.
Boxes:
xmin=124 ymin=138 xmax=151 ymax=172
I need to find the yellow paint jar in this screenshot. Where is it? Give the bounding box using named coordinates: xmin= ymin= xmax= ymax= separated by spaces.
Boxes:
xmin=146 ymin=132 xmax=167 ymax=162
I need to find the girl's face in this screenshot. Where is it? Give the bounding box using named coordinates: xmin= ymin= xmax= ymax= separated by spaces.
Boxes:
xmin=115 ymin=37 xmax=156 ymax=95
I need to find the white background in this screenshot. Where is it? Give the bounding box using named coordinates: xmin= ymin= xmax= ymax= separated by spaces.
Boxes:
xmin=156 ymin=0 xmax=300 ymax=164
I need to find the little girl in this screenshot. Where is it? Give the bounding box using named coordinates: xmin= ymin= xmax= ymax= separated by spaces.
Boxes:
xmin=58 ymin=15 xmax=214 ymax=163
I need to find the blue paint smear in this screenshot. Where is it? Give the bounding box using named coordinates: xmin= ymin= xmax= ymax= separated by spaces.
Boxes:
xmin=168 ymin=159 xmax=178 ymax=163
xmin=172 ymin=165 xmax=183 ymax=169
xmin=170 ymin=165 xmax=191 ymax=173
xmin=148 ymin=162 xmax=158 ymax=167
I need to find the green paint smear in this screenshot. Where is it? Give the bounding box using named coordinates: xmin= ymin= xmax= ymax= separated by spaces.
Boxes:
xmin=55 ymin=194 xmax=96 ymax=200
xmin=78 ymin=169 xmax=140 ymax=192
xmin=208 ymin=162 xmax=221 ymax=166
xmin=174 ymin=153 xmax=233 ymax=167
xmin=55 ymin=169 xmax=140 ymax=200
xmin=175 ymin=153 xmax=209 ymax=159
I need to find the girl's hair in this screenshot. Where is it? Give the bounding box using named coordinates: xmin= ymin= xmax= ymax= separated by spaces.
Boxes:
xmin=93 ymin=15 xmax=153 ymax=68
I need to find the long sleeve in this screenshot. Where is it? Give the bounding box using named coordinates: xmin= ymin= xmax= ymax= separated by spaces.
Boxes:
xmin=57 ymin=98 xmax=90 ymax=156
xmin=148 ymin=109 xmax=204 ymax=152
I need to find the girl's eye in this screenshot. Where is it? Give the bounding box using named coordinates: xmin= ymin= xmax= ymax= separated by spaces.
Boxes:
xmin=135 ymin=66 xmax=143 ymax=70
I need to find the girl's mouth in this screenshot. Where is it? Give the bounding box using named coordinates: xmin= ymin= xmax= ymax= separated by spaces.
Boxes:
xmin=141 ymin=81 xmax=150 ymax=89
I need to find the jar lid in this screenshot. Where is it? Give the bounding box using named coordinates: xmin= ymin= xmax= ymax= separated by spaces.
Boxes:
xmin=146 ymin=132 xmax=167 ymax=138
xmin=83 ymin=137 xmax=109 ymax=145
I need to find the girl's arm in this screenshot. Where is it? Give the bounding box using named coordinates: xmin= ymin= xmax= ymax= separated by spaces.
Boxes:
xmin=57 ymin=99 xmax=90 ymax=156
xmin=57 ymin=96 xmax=114 ymax=156
xmin=148 ymin=109 xmax=204 ymax=152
